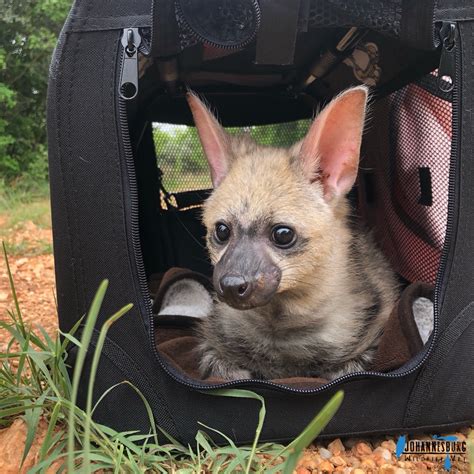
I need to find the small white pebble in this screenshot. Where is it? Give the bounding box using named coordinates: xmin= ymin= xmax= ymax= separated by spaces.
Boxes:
xmin=382 ymin=448 xmax=391 ymax=461
xmin=320 ymin=447 xmax=332 ymax=459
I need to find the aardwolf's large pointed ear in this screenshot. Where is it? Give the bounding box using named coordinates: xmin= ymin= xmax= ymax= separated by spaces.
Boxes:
xmin=187 ymin=92 xmax=230 ymax=187
xmin=299 ymin=86 xmax=368 ymax=201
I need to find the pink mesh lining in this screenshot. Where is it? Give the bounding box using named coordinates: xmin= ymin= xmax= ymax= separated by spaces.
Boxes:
xmin=360 ymin=79 xmax=452 ymax=284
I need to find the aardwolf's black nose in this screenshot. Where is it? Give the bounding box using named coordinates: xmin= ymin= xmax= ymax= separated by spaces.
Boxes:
xmin=219 ymin=275 xmax=253 ymax=305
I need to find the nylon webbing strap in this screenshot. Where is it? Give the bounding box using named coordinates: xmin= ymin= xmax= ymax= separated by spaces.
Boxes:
xmin=255 ymin=0 xmax=301 ymax=65
xmin=151 ymin=0 xmax=180 ymax=57
xmin=401 ymin=0 xmax=437 ymax=50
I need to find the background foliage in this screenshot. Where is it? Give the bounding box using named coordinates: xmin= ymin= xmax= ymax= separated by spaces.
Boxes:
xmin=0 ymin=0 xmax=71 ymax=190
xmin=154 ymin=121 xmax=310 ymax=192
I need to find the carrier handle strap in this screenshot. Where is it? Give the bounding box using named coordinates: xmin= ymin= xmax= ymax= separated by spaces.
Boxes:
xmin=150 ymin=0 xmax=180 ymax=57
xmin=400 ymin=0 xmax=437 ymax=50
xmin=255 ymin=0 xmax=301 ymax=65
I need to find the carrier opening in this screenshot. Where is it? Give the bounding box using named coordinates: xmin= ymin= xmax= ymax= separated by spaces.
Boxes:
xmin=122 ymin=25 xmax=451 ymax=389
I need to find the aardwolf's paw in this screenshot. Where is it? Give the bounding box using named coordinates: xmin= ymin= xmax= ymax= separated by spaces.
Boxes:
xmin=199 ymin=352 xmax=252 ymax=380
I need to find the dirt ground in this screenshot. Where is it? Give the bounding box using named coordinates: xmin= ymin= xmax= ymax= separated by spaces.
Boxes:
xmin=0 ymin=218 xmax=472 ymax=473
xmin=0 ymin=221 xmax=56 ymax=350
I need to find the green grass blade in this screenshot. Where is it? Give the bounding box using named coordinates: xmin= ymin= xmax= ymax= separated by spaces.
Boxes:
xmin=0 ymin=404 xmax=46 ymax=418
xmin=3 ymin=241 xmax=25 ymax=332
xmin=196 ymin=423 xmax=248 ymax=472
xmin=204 ymin=388 xmax=266 ymax=474
xmin=58 ymin=330 xmax=83 ymax=349
xmin=59 ymin=316 xmax=84 ymax=356
xmin=27 ymin=441 xmax=67 ymax=474
xmin=36 ymin=325 xmax=55 ymax=350
xmin=91 ymin=379 xmax=159 ymax=449
xmin=83 ymin=303 xmax=133 ymax=472
xmin=2 ymin=248 xmax=42 ymax=389
xmin=39 ymin=402 xmax=62 ymax=461
xmin=195 ymin=430 xmax=217 ymax=459
xmin=91 ymin=381 xmax=129 ymax=415
xmin=113 ymin=443 xmax=125 ymax=474
xmin=281 ymin=390 xmax=344 ymax=474
xmin=16 ymin=329 xmax=32 ymax=386
xmin=67 ymin=279 xmax=109 ymax=473
xmin=21 ymin=391 xmax=48 ymax=467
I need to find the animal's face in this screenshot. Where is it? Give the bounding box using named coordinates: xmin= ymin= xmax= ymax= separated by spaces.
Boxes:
xmin=188 ymin=87 xmax=368 ymax=310
xmin=203 ymin=146 xmax=336 ymax=309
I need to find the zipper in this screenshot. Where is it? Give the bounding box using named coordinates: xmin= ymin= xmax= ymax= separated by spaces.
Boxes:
xmin=434 ymin=22 xmax=459 ymax=324
xmin=119 ymin=28 xmax=142 ymax=100
xmin=437 ymin=22 xmax=456 ymax=93
xmin=118 ymin=23 xmax=460 ymax=394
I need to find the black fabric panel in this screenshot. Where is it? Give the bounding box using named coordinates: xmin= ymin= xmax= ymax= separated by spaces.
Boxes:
xmin=47 ymin=27 xmax=179 ymax=435
xmin=404 ymin=302 xmax=474 ymax=427
xmin=155 ymin=374 xmax=416 ymax=445
xmin=86 ymin=334 xmax=178 ymax=437
xmin=172 ymin=189 xmax=211 ymax=209
xmin=47 ymin=14 xmax=81 ymax=324
xmin=305 ymin=0 xmax=402 ymax=37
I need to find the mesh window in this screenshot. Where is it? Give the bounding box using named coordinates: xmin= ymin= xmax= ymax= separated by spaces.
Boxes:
xmin=359 ymin=73 xmax=452 ymax=284
xmin=305 ymin=0 xmax=402 ymax=36
xmin=153 ymin=120 xmax=310 ymax=194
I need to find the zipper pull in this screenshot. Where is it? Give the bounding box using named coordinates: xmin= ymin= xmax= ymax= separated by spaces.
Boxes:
xmin=437 ymin=22 xmax=456 ymax=93
xmin=119 ymin=28 xmax=142 ymax=100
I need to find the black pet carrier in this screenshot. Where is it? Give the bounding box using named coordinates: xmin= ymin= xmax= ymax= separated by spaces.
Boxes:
xmin=47 ymin=0 xmax=474 ymax=443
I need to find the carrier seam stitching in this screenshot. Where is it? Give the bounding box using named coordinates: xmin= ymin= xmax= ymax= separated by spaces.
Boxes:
xmin=54 ymin=1 xmax=81 ymax=320
xmin=103 ymin=33 xmax=123 ymax=288
xmin=456 ymin=21 xmax=472 ymax=307
xmin=65 ymin=0 xmax=94 ymax=313
xmin=92 ymin=330 xmax=178 ymax=436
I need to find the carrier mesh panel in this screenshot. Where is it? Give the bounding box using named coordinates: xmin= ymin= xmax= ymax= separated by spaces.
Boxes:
xmin=388 ymin=81 xmax=451 ymax=283
xmin=153 ymin=121 xmax=310 ymax=194
xmin=305 ymin=0 xmax=402 ymax=36
xmin=359 ymin=73 xmax=452 ymax=284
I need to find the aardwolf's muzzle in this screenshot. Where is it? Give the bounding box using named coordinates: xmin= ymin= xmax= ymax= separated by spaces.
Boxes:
xmin=213 ymin=239 xmax=281 ymax=310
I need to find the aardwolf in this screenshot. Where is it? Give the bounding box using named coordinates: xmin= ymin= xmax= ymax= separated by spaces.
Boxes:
xmin=187 ymin=87 xmax=399 ymax=380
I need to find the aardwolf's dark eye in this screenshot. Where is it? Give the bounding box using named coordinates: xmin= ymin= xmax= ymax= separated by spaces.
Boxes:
xmin=215 ymin=222 xmax=231 ymax=243
xmin=271 ymin=225 xmax=296 ymax=248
